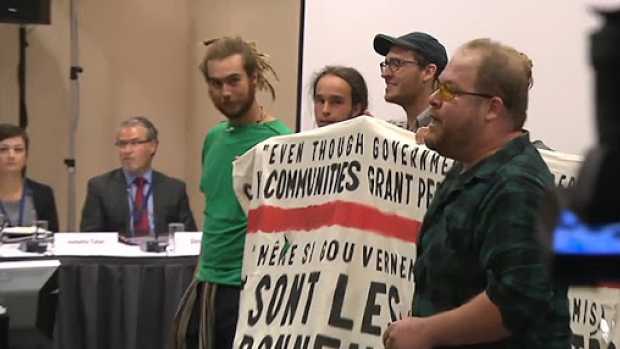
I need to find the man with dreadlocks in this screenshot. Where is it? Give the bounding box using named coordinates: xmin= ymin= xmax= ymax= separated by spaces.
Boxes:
xmin=173 ymin=36 xmax=293 ymax=349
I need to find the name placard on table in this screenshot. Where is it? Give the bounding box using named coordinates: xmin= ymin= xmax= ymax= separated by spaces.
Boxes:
xmin=174 ymin=232 xmax=202 ymax=256
xmin=54 ymin=232 xmax=119 ymax=256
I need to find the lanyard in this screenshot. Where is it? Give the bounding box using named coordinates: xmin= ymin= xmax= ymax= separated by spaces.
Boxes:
xmin=0 ymin=181 xmax=28 ymax=227
xmin=127 ymin=182 xmax=153 ymax=223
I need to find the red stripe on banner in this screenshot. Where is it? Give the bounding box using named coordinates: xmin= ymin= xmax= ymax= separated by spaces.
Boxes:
xmin=247 ymin=200 xmax=421 ymax=243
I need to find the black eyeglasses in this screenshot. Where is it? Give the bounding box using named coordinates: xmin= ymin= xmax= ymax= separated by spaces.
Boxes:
xmin=115 ymin=139 xmax=152 ymax=149
xmin=380 ymin=59 xmax=420 ymax=73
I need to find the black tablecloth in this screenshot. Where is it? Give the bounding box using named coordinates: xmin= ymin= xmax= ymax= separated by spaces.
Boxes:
xmin=55 ymin=256 xmax=195 ymax=349
xmin=1 ymin=256 xmax=58 ymax=349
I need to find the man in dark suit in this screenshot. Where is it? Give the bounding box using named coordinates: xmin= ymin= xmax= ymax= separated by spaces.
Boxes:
xmin=80 ymin=116 xmax=196 ymax=237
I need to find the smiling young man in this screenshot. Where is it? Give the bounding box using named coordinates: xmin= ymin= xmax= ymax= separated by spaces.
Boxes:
xmin=382 ymin=39 xmax=571 ymax=349
xmin=373 ymin=31 xmax=448 ymax=132
xmin=172 ymin=36 xmax=292 ymax=349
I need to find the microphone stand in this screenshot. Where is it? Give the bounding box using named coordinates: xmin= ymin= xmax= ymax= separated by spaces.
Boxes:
xmin=18 ymin=25 xmax=28 ymax=129
xmin=64 ymin=0 xmax=82 ymax=232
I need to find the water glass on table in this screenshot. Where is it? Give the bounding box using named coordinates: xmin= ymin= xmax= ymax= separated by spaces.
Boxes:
xmin=35 ymin=220 xmax=53 ymax=253
xmin=167 ymin=223 xmax=185 ymax=254
xmin=35 ymin=220 xmax=49 ymax=237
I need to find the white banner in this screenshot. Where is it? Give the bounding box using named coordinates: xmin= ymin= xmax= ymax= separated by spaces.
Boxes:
xmin=569 ymin=287 xmax=620 ymax=349
xmin=232 ymin=116 xmax=613 ymax=349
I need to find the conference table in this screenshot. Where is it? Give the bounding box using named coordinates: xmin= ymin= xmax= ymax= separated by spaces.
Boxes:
xmin=0 ymin=239 xmax=198 ymax=349
xmin=4 ymin=237 xmax=620 ymax=349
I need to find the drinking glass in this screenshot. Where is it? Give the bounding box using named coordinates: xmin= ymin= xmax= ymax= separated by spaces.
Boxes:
xmin=167 ymin=223 xmax=185 ymax=254
xmin=35 ymin=220 xmax=49 ymax=236
xmin=35 ymin=220 xmax=52 ymax=248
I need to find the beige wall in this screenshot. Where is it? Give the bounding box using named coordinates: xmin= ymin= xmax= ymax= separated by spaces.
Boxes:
xmin=0 ymin=0 xmax=301 ymax=231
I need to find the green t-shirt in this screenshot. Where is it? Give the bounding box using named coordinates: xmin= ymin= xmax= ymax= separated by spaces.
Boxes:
xmin=197 ymin=120 xmax=293 ymax=285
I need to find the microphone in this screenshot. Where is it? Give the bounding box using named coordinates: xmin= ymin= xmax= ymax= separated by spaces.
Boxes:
xmin=132 ymin=186 xmax=166 ymax=253
xmin=225 ymin=126 xmax=235 ymax=133
xmin=140 ymin=233 xmax=167 ymax=253
xmin=122 ymin=180 xmax=165 ymax=252
xmin=126 ymin=187 xmax=135 ymax=238
xmin=153 ymin=225 xmax=159 ymax=240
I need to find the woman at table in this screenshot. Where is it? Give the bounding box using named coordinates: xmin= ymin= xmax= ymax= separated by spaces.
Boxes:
xmin=0 ymin=124 xmax=59 ymax=232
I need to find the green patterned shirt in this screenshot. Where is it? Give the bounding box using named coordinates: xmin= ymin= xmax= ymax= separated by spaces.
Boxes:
xmin=413 ymin=132 xmax=571 ymax=349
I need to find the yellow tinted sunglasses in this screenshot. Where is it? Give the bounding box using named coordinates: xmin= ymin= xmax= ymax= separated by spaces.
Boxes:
xmin=435 ymin=81 xmax=494 ymax=101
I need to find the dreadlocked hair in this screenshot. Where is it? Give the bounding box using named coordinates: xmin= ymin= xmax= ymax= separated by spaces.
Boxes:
xmin=199 ymin=36 xmax=279 ymax=100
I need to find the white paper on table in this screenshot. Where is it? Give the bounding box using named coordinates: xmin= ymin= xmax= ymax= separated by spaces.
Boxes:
xmin=173 ymin=232 xmax=202 ymax=256
xmin=0 ymin=243 xmax=42 ymax=258
xmin=53 ymin=232 xmax=119 ymax=256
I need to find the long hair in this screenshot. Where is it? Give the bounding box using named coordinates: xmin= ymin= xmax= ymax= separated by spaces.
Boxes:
xmin=199 ymin=36 xmax=278 ymax=100
xmin=310 ymin=65 xmax=369 ymax=115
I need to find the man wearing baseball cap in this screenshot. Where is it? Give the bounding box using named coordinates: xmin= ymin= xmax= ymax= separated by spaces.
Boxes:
xmin=374 ymin=32 xmax=448 ymax=132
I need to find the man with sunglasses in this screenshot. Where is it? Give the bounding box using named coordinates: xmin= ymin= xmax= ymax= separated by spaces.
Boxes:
xmin=80 ymin=116 xmax=197 ymax=238
xmin=382 ymin=39 xmax=571 ymax=349
xmin=373 ymin=31 xmax=447 ymax=132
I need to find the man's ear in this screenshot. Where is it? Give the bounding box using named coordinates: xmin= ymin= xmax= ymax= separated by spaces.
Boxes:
xmin=485 ymin=96 xmax=504 ymax=123
xmin=423 ymin=64 xmax=438 ymax=83
xmin=352 ymin=104 xmax=363 ymax=117
xmin=151 ymin=141 xmax=159 ymax=157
